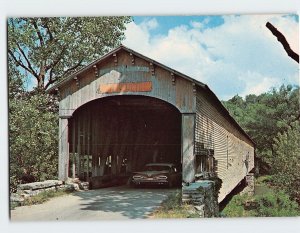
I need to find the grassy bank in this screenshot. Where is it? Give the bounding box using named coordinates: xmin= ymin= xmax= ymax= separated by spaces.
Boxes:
xmin=221 ymin=176 xmax=300 ymax=217
xmin=152 ymin=176 xmax=300 ymax=218
xmin=151 ymin=190 xmax=199 ymax=218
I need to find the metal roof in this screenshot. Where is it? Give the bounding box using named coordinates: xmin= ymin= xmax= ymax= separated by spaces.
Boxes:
xmin=47 ymin=45 xmax=255 ymax=146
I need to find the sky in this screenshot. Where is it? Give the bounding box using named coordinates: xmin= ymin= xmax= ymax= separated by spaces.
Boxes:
xmin=123 ymin=15 xmax=299 ymax=100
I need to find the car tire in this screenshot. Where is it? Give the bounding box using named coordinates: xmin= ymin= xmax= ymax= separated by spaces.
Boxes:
xmin=168 ymin=180 xmax=173 ymax=188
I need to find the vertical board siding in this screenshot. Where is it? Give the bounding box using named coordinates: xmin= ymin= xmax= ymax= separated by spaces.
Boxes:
xmin=59 ymin=50 xmax=196 ymax=116
xmin=57 ymin=47 xmax=254 ymax=202
xmin=196 ymin=90 xmax=254 ymax=202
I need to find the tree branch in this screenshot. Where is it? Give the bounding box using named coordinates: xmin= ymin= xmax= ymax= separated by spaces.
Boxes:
xmin=44 ymin=68 xmax=58 ymax=90
xmin=16 ymin=43 xmax=38 ymax=77
xmin=31 ymin=19 xmax=44 ymax=46
xmin=266 ymin=22 xmax=299 ymax=63
xmin=44 ymin=77 xmax=57 ymax=90
xmin=62 ymin=58 xmax=84 ymax=77
xmin=43 ymin=21 xmax=54 ymax=41
xmin=8 ymin=49 xmax=39 ymax=79
xmin=45 ymin=46 xmax=66 ymax=72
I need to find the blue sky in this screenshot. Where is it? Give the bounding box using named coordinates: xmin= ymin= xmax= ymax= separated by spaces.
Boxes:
xmin=124 ymin=15 xmax=299 ymax=100
xmin=133 ymin=16 xmax=225 ymax=35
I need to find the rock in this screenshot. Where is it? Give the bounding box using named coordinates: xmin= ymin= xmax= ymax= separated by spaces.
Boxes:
xmin=182 ymin=180 xmax=219 ymax=218
xmin=79 ymin=182 xmax=89 ymax=190
xmin=65 ymin=181 xmax=80 ymax=191
xmin=10 ymin=193 xmax=24 ymax=203
xmin=18 ymin=180 xmax=63 ymax=191
xmin=194 ymin=205 xmax=205 ymax=212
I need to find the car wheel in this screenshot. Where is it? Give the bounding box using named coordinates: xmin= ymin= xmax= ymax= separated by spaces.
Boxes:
xmin=168 ymin=180 xmax=173 ymax=188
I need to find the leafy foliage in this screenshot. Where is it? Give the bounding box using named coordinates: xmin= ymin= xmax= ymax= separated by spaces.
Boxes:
xmin=222 ymin=190 xmax=300 ymax=217
xmin=223 ymin=84 xmax=299 ymax=169
xmin=223 ymin=85 xmax=300 ymax=206
xmin=8 ymin=17 xmax=131 ymax=192
xmin=272 ymin=122 xmax=300 ymax=203
xmin=255 ymin=191 xmax=299 ymax=217
xmin=221 ymin=195 xmax=252 ymax=217
xmin=8 ymin=17 xmax=132 ymax=89
xmin=9 ymin=91 xmax=59 ymax=192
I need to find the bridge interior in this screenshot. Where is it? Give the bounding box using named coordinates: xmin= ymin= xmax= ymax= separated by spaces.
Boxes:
xmin=68 ymin=95 xmax=182 ymax=182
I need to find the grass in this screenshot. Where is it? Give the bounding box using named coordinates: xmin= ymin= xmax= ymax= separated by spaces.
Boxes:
xmin=151 ymin=190 xmax=199 ymax=218
xmin=10 ymin=189 xmax=73 ymax=210
xmin=221 ymin=175 xmax=300 ymax=217
xmin=153 ymin=176 xmax=300 ymax=218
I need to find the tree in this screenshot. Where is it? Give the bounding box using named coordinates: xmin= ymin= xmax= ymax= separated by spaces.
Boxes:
xmin=8 ymin=17 xmax=132 ymax=191
xmin=8 ymin=57 xmax=24 ymax=99
xmin=272 ymin=122 xmax=300 ymax=204
xmin=9 ymin=91 xmax=59 ymax=192
xmin=8 ymin=17 xmax=132 ymax=90
xmin=223 ymin=85 xmax=299 ymax=172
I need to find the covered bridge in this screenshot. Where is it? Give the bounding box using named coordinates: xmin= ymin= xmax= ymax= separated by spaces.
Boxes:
xmin=48 ymin=45 xmax=255 ymax=202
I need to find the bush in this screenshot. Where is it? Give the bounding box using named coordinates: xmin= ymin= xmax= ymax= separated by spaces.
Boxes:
xmin=271 ymin=122 xmax=300 ymax=204
xmin=222 ymin=195 xmax=254 ymax=217
xmin=9 ymin=92 xmax=59 ymax=192
xmin=222 ymin=190 xmax=300 ymax=217
xmin=255 ymin=191 xmax=299 ymax=217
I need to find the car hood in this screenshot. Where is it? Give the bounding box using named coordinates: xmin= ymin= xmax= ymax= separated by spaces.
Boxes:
xmin=133 ymin=170 xmax=169 ymax=177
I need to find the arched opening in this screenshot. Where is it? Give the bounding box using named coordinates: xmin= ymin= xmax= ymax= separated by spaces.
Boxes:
xmin=68 ymin=95 xmax=182 ymax=187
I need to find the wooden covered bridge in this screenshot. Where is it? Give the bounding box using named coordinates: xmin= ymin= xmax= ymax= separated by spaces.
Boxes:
xmin=48 ymin=45 xmax=255 ymax=202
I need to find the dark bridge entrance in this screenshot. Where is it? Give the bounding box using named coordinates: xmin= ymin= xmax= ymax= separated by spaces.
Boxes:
xmin=69 ymin=95 xmax=181 ymax=183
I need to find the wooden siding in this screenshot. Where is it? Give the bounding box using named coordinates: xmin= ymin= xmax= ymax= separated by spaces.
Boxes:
xmin=195 ymin=88 xmax=254 ymax=202
xmin=56 ymin=46 xmax=254 ymax=203
xmin=58 ymin=50 xmax=196 ymax=117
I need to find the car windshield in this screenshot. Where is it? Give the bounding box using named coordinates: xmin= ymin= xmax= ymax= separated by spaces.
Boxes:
xmin=143 ymin=165 xmax=170 ymax=171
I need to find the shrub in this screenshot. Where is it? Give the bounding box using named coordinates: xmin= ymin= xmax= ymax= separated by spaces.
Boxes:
xmin=255 ymin=191 xmax=299 ymax=217
xmin=9 ymin=92 xmax=59 ymax=192
xmin=222 ymin=190 xmax=300 ymax=217
xmin=222 ymin=195 xmax=254 ymax=217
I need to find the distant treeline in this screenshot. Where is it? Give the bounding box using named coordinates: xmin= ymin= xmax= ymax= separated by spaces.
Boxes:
xmin=222 ymin=84 xmax=300 ymax=204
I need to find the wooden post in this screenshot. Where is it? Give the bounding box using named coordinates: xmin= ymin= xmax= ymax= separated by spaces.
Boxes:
xmin=182 ymin=113 xmax=196 ymax=183
xmin=91 ymin=112 xmax=96 ymax=177
xmin=77 ymin=116 xmax=81 ymax=179
xmin=87 ymin=110 xmax=91 ymax=181
xmin=72 ymin=117 xmax=76 ymax=179
xmin=82 ymin=113 xmax=87 ymax=180
xmin=58 ymin=116 xmax=70 ymax=181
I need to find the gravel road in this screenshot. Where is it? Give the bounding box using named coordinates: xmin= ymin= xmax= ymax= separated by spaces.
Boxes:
xmin=11 ymin=186 xmax=177 ymax=221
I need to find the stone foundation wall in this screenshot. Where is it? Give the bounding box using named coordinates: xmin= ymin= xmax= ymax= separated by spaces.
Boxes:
xmin=182 ymin=180 xmax=219 ymax=217
xmin=240 ymin=173 xmax=255 ymax=196
xmin=10 ymin=179 xmax=86 ymax=206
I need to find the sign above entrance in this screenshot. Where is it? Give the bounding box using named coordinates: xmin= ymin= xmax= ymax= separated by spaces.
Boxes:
xmin=98 ymin=82 xmax=152 ymax=94
xmin=99 ymin=65 xmax=149 ymax=76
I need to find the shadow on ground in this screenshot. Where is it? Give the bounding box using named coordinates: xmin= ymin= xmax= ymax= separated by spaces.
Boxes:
xmin=72 ymin=185 xmax=177 ymax=219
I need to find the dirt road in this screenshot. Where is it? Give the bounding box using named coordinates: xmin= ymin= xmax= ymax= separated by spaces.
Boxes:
xmin=11 ymin=186 xmax=177 ymax=221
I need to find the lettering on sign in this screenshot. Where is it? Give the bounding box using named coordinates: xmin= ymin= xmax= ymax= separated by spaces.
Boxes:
xmin=98 ymin=82 xmax=152 ymax=94
xmin=99 ymin=65 xmax=149 ymax=76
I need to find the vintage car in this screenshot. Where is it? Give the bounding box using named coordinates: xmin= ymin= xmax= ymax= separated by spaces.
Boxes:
xmin=130 ymin=163 xmax=181 ymax=188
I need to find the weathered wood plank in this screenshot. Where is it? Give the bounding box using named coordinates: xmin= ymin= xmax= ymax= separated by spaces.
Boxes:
xmin=58 ymin=117 xmax=70 ymax=181
xmin=182 ymin=114 xmax=196 ymax=183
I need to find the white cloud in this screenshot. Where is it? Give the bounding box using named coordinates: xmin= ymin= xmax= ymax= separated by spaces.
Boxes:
xmin=123 ymin=15 xmax=299 ymax=100
xmin=190 ymin=21 xmax=204 ymax=29
xmin=142 ymin=18 xmax=158 ymax=30
xmin=239 ymin=71 xmax=281 ymax=97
